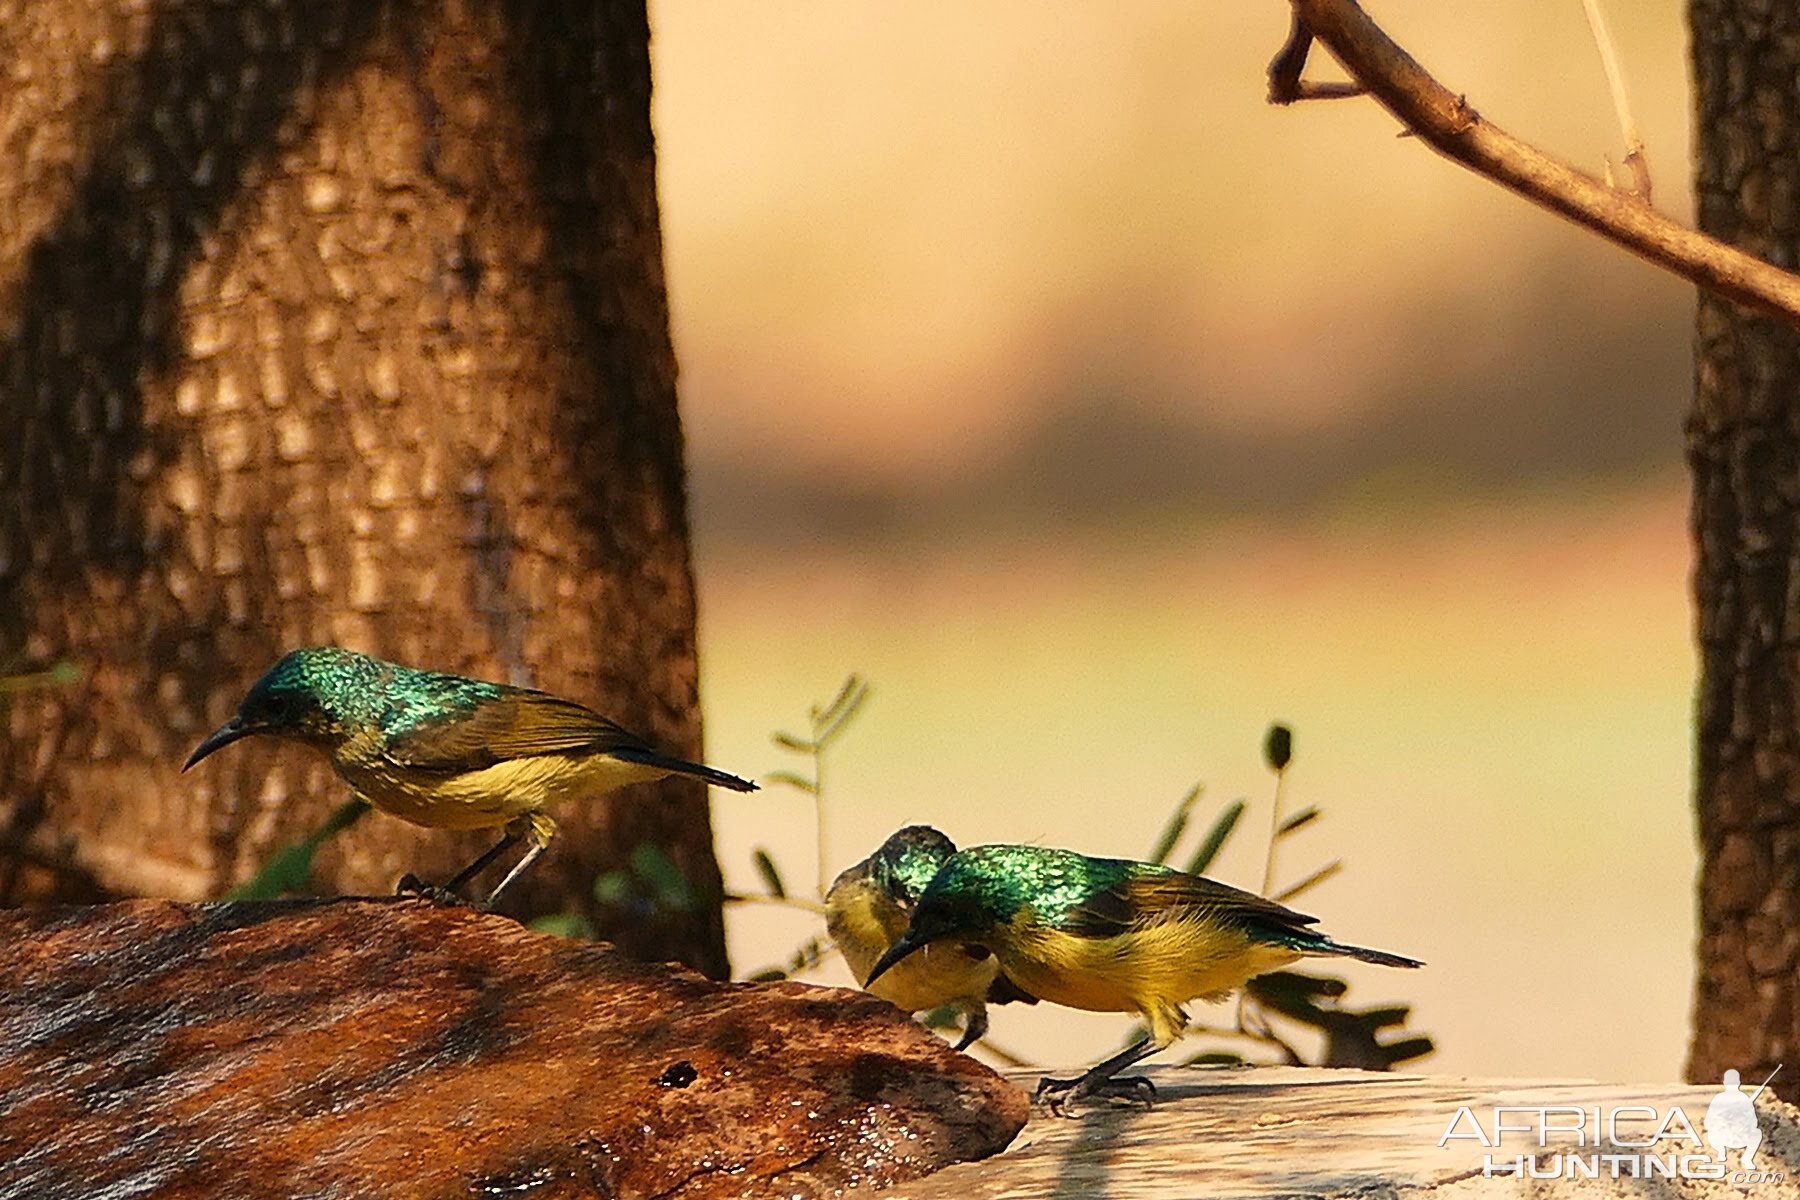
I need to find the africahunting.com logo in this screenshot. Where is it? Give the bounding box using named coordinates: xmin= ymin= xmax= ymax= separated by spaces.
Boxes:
xmin=1438 ymin=1068 xmax=1785 ymax=1185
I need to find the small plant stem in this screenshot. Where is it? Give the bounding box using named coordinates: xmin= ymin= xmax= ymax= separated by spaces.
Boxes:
xmin=722 ymin=892 xmax=828 ymax=917
xmin=814 ymin=735 xmax=827 ymax=898
xmin=1259 ymin=766 xmax=1288 ymax=896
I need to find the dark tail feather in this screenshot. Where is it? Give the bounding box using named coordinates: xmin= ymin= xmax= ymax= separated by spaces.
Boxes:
xmin=613 ymin=747 xmax=758 ymax=793
xmin=1306 ymin=938 xmax=1423 ymax=969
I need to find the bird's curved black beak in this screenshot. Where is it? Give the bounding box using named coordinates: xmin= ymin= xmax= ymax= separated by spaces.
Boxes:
xmin=184 ymin=716 xmax=252 ymax=770
xmin=864 ymin=933 xmax=927 ymax=989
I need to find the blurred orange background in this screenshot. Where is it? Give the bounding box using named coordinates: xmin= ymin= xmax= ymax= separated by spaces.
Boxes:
xmin=652 ymin=1 xmax=1695 ymax=1081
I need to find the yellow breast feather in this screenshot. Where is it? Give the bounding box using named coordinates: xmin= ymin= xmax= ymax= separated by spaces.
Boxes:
xmin=827 ymin=877 xmax=998 ymax=1015
xmin=997 ymin=907 xmax=1302 ymax=1046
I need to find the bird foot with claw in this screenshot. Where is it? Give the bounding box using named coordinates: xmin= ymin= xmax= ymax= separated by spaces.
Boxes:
xmin=394 ymin=874 xmax=471 ymax=907
xmin=1033 ymin=1072 xmax=1157 ymax=1116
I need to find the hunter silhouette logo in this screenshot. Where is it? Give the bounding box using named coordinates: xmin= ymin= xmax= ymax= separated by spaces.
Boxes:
xmin=1705 ymin=1068 xmax=1779 ymax=1173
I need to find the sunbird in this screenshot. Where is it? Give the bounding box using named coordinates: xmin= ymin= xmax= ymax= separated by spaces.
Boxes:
xmin=825 ymin=825 xmax=1037 ymax=1050
xmin=185 ymin=646 xmax=757 ymax=905
xmin=864 ymin=843 xmax=1422 ymax=1108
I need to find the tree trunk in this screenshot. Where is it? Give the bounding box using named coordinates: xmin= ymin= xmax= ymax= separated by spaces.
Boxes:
xmin=1687 ymin=0 xmax=1800 ymax=1095
xmin=0 ymin=0 xmax=730 ymax=977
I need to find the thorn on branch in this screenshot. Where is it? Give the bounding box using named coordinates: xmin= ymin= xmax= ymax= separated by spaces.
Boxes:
xmin=1448 ymin=94 xmax=1477 ymax=136
xmin=1622 ymin=147 xmax=1654 ymax=206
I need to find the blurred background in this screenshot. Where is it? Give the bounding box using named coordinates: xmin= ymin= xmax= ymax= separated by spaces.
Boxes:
xmin=652 ymin=1 xmax=1695 ymax=1081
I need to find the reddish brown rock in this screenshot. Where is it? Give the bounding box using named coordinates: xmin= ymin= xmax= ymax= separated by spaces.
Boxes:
xmin=0 ymin=899 xmax=1029 ymax=1198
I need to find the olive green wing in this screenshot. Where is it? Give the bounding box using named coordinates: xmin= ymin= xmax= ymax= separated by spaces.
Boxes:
xmin=382 ymin=691 xmax=650 ymax=772
xmin=1059 ymin=862 xmax=1421 ymax=967
xmin=1061 ymin=865 xmax=1320 ymax=942
xmin=382 ymin=690 xmax=759 ymax=792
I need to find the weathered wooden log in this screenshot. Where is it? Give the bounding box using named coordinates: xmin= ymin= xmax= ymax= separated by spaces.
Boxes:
xmin=887 ymin=1067 xmax=1800 ymax=1199
xmin=0 ymin=899 xmax=1028 ymax=1198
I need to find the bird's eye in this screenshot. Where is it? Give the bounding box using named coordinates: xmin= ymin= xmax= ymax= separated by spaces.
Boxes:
xmin=264 ymin=695 xmax=291 ymax=722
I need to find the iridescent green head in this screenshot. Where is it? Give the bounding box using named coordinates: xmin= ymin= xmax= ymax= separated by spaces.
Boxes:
xmin=833 ymin=824 xmax=957 ymax=908
xmin=862 ymin=844 xmax=1080 ymax=985
xmin=184 ymin=647 xmax=387 ymax=767
xmin=910 ymin=845 xmax=1049 ymax=934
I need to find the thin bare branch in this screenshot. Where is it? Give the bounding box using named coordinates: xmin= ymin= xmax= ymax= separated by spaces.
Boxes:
xmin=1276 ymin=0 xmax=1800 ymax=329
xmin=1580 ymin=0 xmax=1651 ymax=201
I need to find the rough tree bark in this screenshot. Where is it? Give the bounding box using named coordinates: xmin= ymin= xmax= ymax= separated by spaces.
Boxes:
xmin=0 ymin=0 xmax=731 ymax=976
xmin=1687 ymin=0 xmax=1800 ymax=1093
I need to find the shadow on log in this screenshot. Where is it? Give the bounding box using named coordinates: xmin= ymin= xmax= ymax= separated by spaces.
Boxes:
xmin=0 ymin=899 xmax=1029 ymax=1198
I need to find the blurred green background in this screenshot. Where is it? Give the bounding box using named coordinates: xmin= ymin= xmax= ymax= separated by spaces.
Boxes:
xmin=655 ymin=1 xmax=1694 ymax=1079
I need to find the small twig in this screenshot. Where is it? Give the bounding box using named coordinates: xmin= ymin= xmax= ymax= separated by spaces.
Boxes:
xmin=1297 ymin=81 xmax=1366 ymax=102
xmin=1272 ymin=858 xmax=1343 ymax=904
xmin=721 ymin=891 xmax=828 ymax=917
xmin=1268 ymin=14 xmax=1313 ymax=104
xmin=1268 ymin=14 xmax=1364 ymax=104
xmin=1580 ymin=0 xmax=1651 ymax=202
xmin=1274 ymin=0 xmax=1800 ymax=328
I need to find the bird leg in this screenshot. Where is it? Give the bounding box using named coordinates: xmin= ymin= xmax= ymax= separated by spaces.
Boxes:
xmin=479 ymin=812 xmax=556 ymax=909
xmin=397 ymin=814 xmax=551 ymax=911
xmin=395 ymin=832 xmax=520 ymax=906
xmin=952 ymin=1005 xmax=989 ymax=1052
xmin=447 ymin=832 xmax=521 ymax=895
xmin=1034 ymin=1035 xmax=1161 ymax=1115
xmin=480 ymin=839 xmax=545 ymax=910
